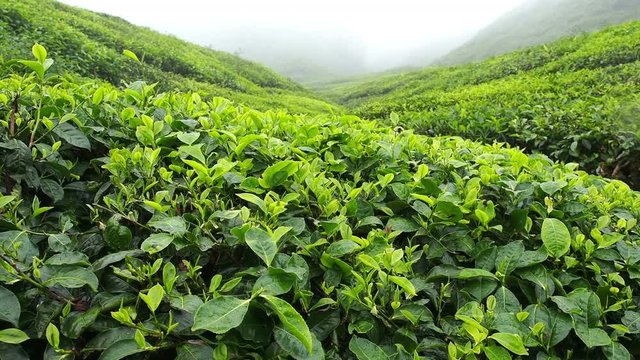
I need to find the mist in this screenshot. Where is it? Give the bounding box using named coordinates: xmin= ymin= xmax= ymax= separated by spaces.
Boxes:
xmin=58 ymin=0 xmax=526 ymax=83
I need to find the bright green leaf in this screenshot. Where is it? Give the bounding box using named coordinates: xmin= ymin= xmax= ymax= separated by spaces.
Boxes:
xmin=541 ymin=218 xmax=571 ymax=258
xmin=192 ymin=296 xmax=251 ymax=334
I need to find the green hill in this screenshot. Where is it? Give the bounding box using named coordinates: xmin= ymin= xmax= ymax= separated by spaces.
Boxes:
xmin=0 ymin=0 xmax=336 ymax=113
xmin=322 ymin=21 xmax=640 ymax=187
xmin=438 ymin=0 xmax=640 ymax=65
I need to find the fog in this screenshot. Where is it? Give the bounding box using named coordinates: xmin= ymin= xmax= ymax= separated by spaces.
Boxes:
xmin=58 ymin=0 xmax=526 ymax=82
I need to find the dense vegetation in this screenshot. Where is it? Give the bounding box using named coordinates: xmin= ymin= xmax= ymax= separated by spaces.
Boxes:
xmin=323 ymin=20 xmax=640 ymax=188
xmin=1 ymin=42 xmax=640 ymax=360
xmin=0 ymin=0 xmax=336 ymax=113
xmin=437 ymin=0 xmax=640 ymax=66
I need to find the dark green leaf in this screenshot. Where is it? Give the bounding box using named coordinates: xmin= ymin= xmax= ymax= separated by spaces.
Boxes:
xmin=349 ymin=336 xmax=389 ymax=360
xmin=148 ymin=216 xmax=187 ymax=236
xmin=274 ymin=327 xmax=324 ymax=360
xmin=53 ymin=122 xmax=91 ymax=150
xmin=245 ymin=227 xmax=277 ymax=267
xmin=61 ymin=308 xmax=99 ymax=339
xmin=104 ymin=223 xmax=132 ymax=251
xmin=175 ymin=343 xmax=214 ymax=360
xmin=40 ymin=265 xmax=99 ymax=292
xmin=602 ymin=342 xmax=631 ymax=360
xmin=252 ymin=269 xmax=295 ymax=296
xmin=0 ymin=286 xmax=20 ymax=327
xmin=40 ymin=179 xmax=64 ymax=202
xmin=386 ymin=217 xmax=420 ymax=232
xmin=98 ymin=339 xmax=147 ymax=360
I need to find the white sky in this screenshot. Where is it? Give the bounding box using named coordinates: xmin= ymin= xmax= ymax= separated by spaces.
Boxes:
xmin=58 ymin=0 xmax=527 ymax=75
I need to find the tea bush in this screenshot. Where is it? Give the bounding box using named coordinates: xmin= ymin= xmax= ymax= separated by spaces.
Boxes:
xmin=1 ymin=45 xmax=640 ymax=359
xmin=323 ymin=21 xmax=640 ymax=188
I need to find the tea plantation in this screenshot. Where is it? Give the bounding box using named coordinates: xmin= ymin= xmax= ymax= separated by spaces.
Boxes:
xmin=323 ymin=21 xmax=640 ymax=188
xmin=0 ymin=0 xmax=335 ymax=114
xmin=1 ymin=42 xmax=640 ymax=360
xmin=1 ymin=1 xmax=640 ymax=359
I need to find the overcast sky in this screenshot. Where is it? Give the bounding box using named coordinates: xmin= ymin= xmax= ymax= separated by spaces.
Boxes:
xmin=58 ymin=0 xmax=527 ymax=80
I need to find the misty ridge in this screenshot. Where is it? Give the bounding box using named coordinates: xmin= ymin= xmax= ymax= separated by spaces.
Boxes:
xmin=197 ymin=28 xmax=467 ymax=84
xmin=58 ymin=0 xmax=525 ymax=83
xmin=188 ymin=0 xmax=640 ymax=84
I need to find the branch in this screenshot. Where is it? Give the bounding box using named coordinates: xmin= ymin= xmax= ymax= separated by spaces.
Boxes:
xmin=0 ymin=252 xmax=69 ymax=303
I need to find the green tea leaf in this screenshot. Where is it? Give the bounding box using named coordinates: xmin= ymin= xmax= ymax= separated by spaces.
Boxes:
xmin=484 ymin=346 xmax=512 ymax=360
xmin=139 ymin=284 xmax=164 ymax=313
xmin=349 ymin=336 xmax=389 ymax=360
xmin=192 ymin=296 xmax=251 ymax=334
xmin=61 ymin=307 xmax=99 ymax=339
xmin=176 ymin=343 xmax=214 ymax=360
xmin=40 ymin=179 xmax=64 ymax=202
xmin=104 ymin=223 xmax=132 ymax=251
xmin=0 ymin=329 xmax=29 ymax=344
xmin=489 ymin=333 xmax=528 ymax=355
xmin=526 ymin=304 xmax=572 ymax=347
xmin=458 ymin=268 xmax=499 ymax=280
xmin=245 ymin=227 xmax=277 ymax=266
xmin=32 ymin=43 xmax=47 ymax=63
xmin=260 ymin=160 xmax=297 ymax=188
xmin=179 ymin=145 xmax=206 ymax=164
xmin=98 ymin=339 xmax=147 ymax=360
xmin=622 ymin=311 xmax=640 ymax=333
xmin=122 ymin=49 xmax=140 ymax=63
xmin=53 ymin=122 xmax=91 ymax=150
xmin=252 ymin=269 xmax=295 ymax=296
xmin=0 ymin=195 xmax=16 ymax=209
xmin=0 ymin=286 xmax=20 ymax=327
xmin=274 ymin=327 xmax=324 ymax=360
xmin=18 ymin=60 xmax=45 ymax=79
xmin=388 ymin=275 xmax=417 ymax=296
xmin=148 ymin=216 xmax=187 ymax=235
xmin=574 ymin=324 xmax=611 ymax=348
xmin=177 ymin=132 xmax=201 ymax=145
xmin=602 ymin=342 xmax=631 ymax=360
xmin=141 ymin=233 xmax=174 ymax=254
xmin=386 ymin=217 xmax=420 ymax=232
xmin=41 ymin=265 xmax=99 ymax=292
xmin=261 ymin=295 xmax=313 ymax=353
xmin=541 ymin=218 xmax=571 ymax=258
xmin=46 ymin=323 xmax=60 ymax=349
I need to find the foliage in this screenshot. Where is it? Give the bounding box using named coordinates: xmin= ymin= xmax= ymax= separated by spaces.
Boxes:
xmin=0 ymin=0 xmax=337 ymax=114
xmin=322 ymin=21 xmax=640 ymax=188
xmin=1 ymin=45 xmax=640 ymax=359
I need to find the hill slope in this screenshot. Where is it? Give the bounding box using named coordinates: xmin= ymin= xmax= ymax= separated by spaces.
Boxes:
xmin=438 ymin=0 xmax=640 ymax=65
xmin=322 ymin=21 xmax=640 ymax=187
xmin=0 ymin=0 xmax=335 ymax=113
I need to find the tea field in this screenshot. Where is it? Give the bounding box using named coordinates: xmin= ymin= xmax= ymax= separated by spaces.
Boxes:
xmin=0 ymin=0 xmax=336 ymax=114
xmin=322 ymin=20 xmax=640 ymax=188
xmin=1 ymin=2 xmax=640 ymax=360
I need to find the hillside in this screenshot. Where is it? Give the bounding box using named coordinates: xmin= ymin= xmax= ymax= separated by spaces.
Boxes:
xmin=0 ymin=0 xmax=335 ymax=113
xmin=438 ymin=0 xmax=640 ymax=65
xmin=322 ymin=21 xmax=640 ymax=187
